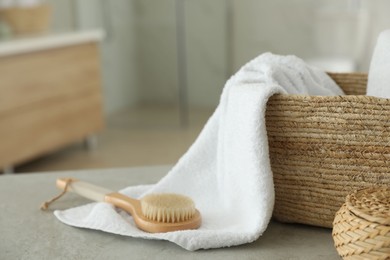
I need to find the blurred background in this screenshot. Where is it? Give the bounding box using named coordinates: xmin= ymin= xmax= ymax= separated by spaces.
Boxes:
xmin=0 ymin=0 xmax=389 ymax=174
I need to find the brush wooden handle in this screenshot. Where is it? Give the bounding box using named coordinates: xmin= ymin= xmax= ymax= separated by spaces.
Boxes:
xmin=57 ymin=178 xmax=113 ymax=202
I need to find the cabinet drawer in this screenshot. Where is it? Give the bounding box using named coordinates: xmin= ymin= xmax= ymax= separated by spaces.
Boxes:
xmin=0 ymin=43 xmax=101 ymax=113
xmin=0 ymin=90 xmax=103 ymax=167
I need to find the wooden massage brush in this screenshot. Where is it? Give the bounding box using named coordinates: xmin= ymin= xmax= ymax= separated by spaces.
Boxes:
xmin=51 ymin=178 xmax=201 ymax=233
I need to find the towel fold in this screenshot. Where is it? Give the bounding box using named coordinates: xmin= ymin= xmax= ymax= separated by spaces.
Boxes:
xmin=54 ymin=53 xmax=344 ymax=251
xmin=367 ymin=30 xmax=390 ymax=98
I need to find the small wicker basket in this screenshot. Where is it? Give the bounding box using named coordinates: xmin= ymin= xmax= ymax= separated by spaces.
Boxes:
xmin=267 ymin=73 xmax=390 ymax=228
xmin=0 ymin=4 xmax=51 ymax=35
xmin=332 ymin=186 xmax=390 ymax=259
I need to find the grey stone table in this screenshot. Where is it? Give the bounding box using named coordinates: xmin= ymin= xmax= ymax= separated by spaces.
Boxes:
xmin=0 ymin=166 xmax=340 ymax=259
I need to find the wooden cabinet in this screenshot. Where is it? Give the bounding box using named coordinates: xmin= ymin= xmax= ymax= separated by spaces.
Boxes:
xmin=0 ymin=32 xmax=105 ymax=172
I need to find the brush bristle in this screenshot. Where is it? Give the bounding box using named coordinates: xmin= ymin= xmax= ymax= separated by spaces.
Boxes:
xmin=140 ymin=193 xmax=196 ymax=223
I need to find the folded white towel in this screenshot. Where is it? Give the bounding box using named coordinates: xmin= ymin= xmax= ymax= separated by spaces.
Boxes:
xmin=54 ymin=53 xmax=343 ymax=251
xmin=367 ymin=30 xmax=390 ymax=98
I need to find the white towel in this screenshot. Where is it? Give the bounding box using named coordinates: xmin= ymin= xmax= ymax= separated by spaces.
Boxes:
xmin=54 ymin=53 xmax=344 ymax=251
xmin=367 ymin=30 xmax=390 ymax=98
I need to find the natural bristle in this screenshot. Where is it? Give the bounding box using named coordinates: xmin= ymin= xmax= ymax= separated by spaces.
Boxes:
xmin=140 ymin=193 xmax=196 ymax=223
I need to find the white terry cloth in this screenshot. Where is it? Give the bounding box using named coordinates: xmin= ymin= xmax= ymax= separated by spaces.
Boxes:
xmin=54 ymin=53 xmax=344 ymax=251
xmin=367 ymin=30 xmax=390 ymax=98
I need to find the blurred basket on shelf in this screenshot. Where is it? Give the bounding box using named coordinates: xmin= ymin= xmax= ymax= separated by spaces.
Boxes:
xmin=332 ymin=186 xmax=390 ymax=259
xmin=266 ymin=72 xmax=390 ymax=228
xmin=0 ymin=4 xmax=51 ymax=35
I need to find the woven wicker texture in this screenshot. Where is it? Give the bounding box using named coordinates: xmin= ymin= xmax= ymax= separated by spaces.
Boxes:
xmin=266 ymin=73 xmax=390 ymax=228
xmin=347 ymin=186 xmax=390 ymax=225
xmin=328 ymin=72 xmax=367 ymax=95
xmin=332 ymin=187 xmax=390 ymax=260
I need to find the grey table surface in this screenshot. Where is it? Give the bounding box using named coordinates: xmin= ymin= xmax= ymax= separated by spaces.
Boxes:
xmin=0 ymin=165 xmax=340 ymax=260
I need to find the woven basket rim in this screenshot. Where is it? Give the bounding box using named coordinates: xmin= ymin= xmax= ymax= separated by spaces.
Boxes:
xmin=345 ymin=186 xmax=390 ymax=225
xmin=327 ymin=71 xmax=368 ymax=76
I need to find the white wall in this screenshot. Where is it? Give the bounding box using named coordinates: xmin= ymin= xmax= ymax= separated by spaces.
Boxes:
xmin=360 ymin=0 xmax=390 ymax=70
xmin=231 ymin=0 xmax=390 ymax=72
xmin=131 ymin=0 xmax=228 ymax=108
xmin=48 ymin=0 xmax=139 ymax=115
xmin=48 ymin=0 xmax=390 ymax=113
xmin=232 ymin=0 xmax=317 ymax=70
xmin=134 ymin=0 xmax=379 ymax=108
xmin=232 ymin=0 xmax=375 ymax=71
xmin=47 ymin=0 xmax=75 ymax=30
xmin=75 ymin=0 xmax=139 ymax=115
xmin=132 ymin=0 xmax=178 ymax=105
xmin=185 ymin=0 xmax=228 ymax=107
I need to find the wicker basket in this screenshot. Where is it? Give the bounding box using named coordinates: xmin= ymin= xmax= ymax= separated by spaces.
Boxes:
xmin=332 ymin=186 xmax=390 ymax=259
xmin=0 ymin=4 xmax=51 ymax=35
xmin=266 ymin=72 xmax=390 ymax=228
